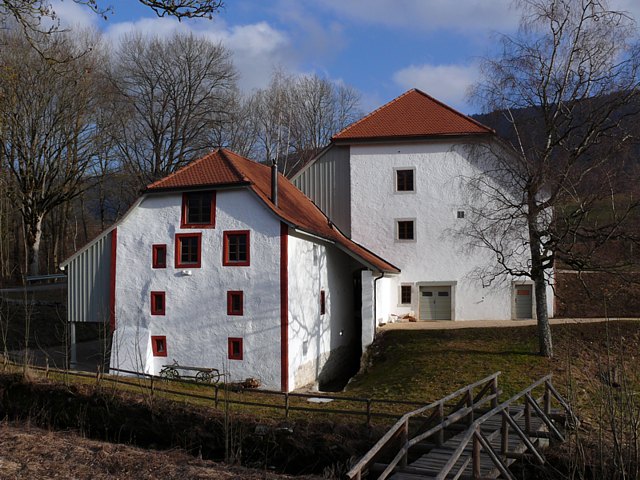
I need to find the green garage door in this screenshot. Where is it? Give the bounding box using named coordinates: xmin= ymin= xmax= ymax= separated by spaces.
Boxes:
xmin=419 ymin=286 xmax=452 ymax=320
xmin=514 ymin=285 xmax=533 ymax=319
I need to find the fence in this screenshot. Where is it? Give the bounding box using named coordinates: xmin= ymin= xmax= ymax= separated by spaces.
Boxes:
xmin=2 ymin=360 xmax=428 ymax=425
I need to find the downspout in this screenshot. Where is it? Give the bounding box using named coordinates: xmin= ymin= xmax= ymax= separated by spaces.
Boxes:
xmin=373 ymin=272 xmax=384 ymax=338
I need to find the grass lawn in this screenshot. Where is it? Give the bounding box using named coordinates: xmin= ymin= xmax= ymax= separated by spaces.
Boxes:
xmin=345 ymin=321 xmax=640 ymax=414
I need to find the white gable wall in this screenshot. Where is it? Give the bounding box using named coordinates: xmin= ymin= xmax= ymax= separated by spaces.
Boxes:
xmin=349 ymin=141 xmax=553 ymax=321
xmin=111 ymin=188 xmax=283 ymax=389
xmin=287 ymin=232 xmax=361 ymax=389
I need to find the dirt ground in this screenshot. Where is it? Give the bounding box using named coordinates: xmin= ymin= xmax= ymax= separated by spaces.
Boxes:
xmin=0 ymin=423 xmax=318 ymax=480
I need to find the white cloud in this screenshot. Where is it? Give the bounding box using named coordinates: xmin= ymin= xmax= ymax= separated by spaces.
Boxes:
xmin=393 ymin=63 xmax=478 ymax=113
xmin=104 ymin=17 xmax=292 ymax=92
xmin=305 ymin=0 xmax=520 ymax=34
xmin=48 ymin=0 xmax=98 ymax=30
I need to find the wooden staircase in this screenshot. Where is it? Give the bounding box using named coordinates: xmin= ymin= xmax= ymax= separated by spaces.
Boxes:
xmin=347 ymin=373 xmax=574 ymax=480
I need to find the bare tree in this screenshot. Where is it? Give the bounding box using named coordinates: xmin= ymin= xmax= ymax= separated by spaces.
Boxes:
xmin=0 ymin=30 xmax=102 ymax=276
xmin=108 ymin=32 xmax=236 ymax=185
xmin=251 ymin=72 xmax=362 ymax=176
xmin=467 ymin=0 xmax=640 ymax=357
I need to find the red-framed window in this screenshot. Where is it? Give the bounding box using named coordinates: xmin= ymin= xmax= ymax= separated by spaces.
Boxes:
xmin=320 ymin=290 xmax=326 ymax=315
xmin=175 ymin=232 xmax=202 ymax=268
xmin=151 ymin=291 xmax=166 ymax=315
xmin=151 ymin=335 xmax=167 ymax=357
xmin=152 ymin=244 xmax=167 ymax=268
xmin=227 ymin=291 xmax=244 ymax=316
xmin=228 ymin=337 xmax=243 ymax=360
xmin=223 ymin=230 xmax=250 ymax=266
xmin=400 ymin=285 xmax=412 ymax=304
xmin=181 ymin=191 xmax=215 ymax=228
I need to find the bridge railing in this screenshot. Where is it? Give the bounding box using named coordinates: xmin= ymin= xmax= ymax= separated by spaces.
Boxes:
xmin=346 ymin=372 xmax=501 ymax=480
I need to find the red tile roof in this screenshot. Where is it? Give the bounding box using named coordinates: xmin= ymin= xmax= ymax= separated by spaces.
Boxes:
xmin=333 ymin=89 xmax=493 ymax=141
xmin=146 ymin=149 xmax=399 ymax=273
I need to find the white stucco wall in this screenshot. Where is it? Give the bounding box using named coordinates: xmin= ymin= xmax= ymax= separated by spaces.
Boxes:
xmin=110 ymin=188 xmax=283 ymax=389
xmin=287 ymin=232 xmax=361 ymax=389
xmin=349 ymin=141 xmax=554 ymax=321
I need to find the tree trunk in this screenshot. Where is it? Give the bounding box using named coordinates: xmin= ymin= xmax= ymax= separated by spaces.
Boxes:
xmin=528 ymin=231 xmax=553 ymax=357
xmin=25 ymin=214 xmax=44 ymax=277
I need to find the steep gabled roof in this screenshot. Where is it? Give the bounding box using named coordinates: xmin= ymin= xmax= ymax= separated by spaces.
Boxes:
xmin=147 ymin=149 xmax=399 ymax=273
xmin=332 ymin=88 xmax=494 ymax=141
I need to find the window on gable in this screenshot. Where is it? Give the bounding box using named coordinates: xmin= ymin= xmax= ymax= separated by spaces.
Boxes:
xmin=396 ymin=169 xmax=414 ymax=192
xmin=223 ymin=231 xmax=250 ymax=266
xmin=397 ymin=220 xmax=415 ymax=241
xmin=151 ymin=291 xmax=166 ymax=315
xmin=181 ymin=191 xmax=215 ymax=228
xmin=457 ymin=210 xmax=465 ymax=219
xmin=151 ymin=336 xmax=167 ymax=357
xmin=228 ymin=337 xmax=243 ymax=360
xmin=320 ymin=290 xmax=326 ymax=315
xmin=400 ymin=285 xmax=412 ymax=305
xmin=152 ymin=244 xmax=167 ymax=268
xmin=227 ymin=291 xmax=244 ymax=316
xmin=175 ymin=233 xmax=202 ymax=268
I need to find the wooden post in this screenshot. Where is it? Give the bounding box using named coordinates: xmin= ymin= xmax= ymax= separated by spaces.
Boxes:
xmin=544 ymin=382 xmax=551 ymax=415
xmin=467 ymin=388 xmax=474 ymax=425
xmin=284 ymin=394 xmax=289 ymax=418
xmin=45 ymin=357 xmax=49 ymax=379
xmin=95 ymin=364 xmax=102 ymax=386
xmin=501 ymin=408 xmax=509 ymax=455
xmin=400 ymin=418 xmax=409 ymax=468
xmin=473 ymin=429 xmax=481 ymax=479
xmin=366 ymin=399 xmax=372 ymax=426
xmin=492 ymin=375 xmax=499 ymax=407
xmin=525 ymin=398 xmax=531 ymax=434
xmin=437 ymin=402 xmax=445 ymax=446
xmin=214 ymin=385 xmax=219 ymax=408
xmin=150 ymin=375 xmax=155 ymax=397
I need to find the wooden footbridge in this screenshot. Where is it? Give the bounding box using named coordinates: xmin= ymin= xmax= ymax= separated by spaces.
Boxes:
xmin=347 ymin=372 xmax=575 ymax=480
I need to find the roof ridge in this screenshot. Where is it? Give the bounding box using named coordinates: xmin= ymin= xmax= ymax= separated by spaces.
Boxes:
xmin=145 ymin=150 xmax=218 ymax=190
xmin=332 ymin=89 xmax=417 ymax=140
xmin=218 ymin=148 xmax=252 ymax=183
xmin=411 ymin=88 xmax=494 ymax=134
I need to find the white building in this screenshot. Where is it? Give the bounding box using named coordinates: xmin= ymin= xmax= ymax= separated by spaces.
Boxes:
xmin=61 ymin=149 xmax=398 ymax=391
xmin=293 ymin=89 xmax=554 ymax=324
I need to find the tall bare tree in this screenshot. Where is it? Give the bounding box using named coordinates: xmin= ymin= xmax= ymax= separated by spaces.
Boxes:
xmin=108 ymin=32 xmax=236 ymax=185
xmin=252 ymin=72 xmax=361 ymax=176
xmin=467 ymin=0 xmax=640 ymax=357
xmin=0 ymin=30 xmax=101 ymax=276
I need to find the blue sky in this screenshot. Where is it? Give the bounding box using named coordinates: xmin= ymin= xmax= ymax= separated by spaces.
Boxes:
xmin=53 ymin=0 xmax=640 ymax=114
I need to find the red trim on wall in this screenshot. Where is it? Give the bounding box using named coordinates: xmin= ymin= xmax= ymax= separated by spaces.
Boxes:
xmin=175 ymin=232 xmax=202 ymax=268
xmin=180 ymin=191 xmax=216 ymax=229
xmin=152 ymin=244 xmax=167 ymax=268
xmin=109 ymin=228 xmax=117 ymax=332
xmin=150 ymin=291 xmax=166 ymax=315
xmin=151 ymin=335 xmax=167 ymax=357
xmin=320 ymin=290 xmax=326 ymax=315
xmin=280 ymin=221 xmax=289 ymax=392
xmin=222 ymin=230 xmax=251 ymax=266
xmin=228 ymin=337 xmax=243 ymax=360
xmin=227 ymin=290 xmax=244 ymax=315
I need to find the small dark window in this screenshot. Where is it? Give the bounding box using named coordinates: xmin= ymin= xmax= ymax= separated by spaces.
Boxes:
xmin=397 ymin=220 xmax=415 ymax=240
xmin=151 ymin=291 xmax=165 ymax=315
xmin=182 ymin=191 xmax=215 ymax=228
xmin=401 ymin=285 xmax=412 ymax=304
xmin=175 ymin=233 xmax=201 ymax=268
xmin=228 ymin=337 xmax=243 ymax=360
xmin=396 ymin=169 xmax=414 ymax=192
xmin=152 ymin=244 xmax=167 ymax=268
xmin=227 ymin=291 xmax=244 ymax=315
xmin=151 ymin=336 xmax=167 ymax=357
xmin=320 ymin=290 xmax=326 ymax=315
xmin=422 ymin=291 xmax=433 ymax=297
xmin=223 ymin=231 xmax=250 ymax=266
xmin=457 ymin=210 xmax=465 ymax=219
xmin=438 ymin=291 xmax=449 ymax=297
